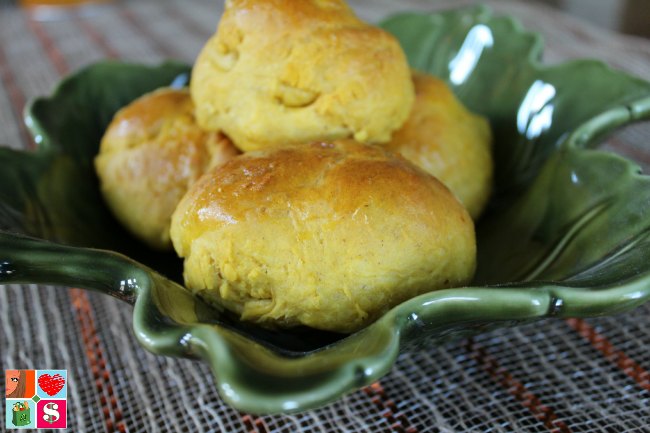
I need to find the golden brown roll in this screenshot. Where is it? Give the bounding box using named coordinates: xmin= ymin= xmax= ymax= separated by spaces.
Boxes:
xmin=385 ymin=72 xmax=493 ymax=219
xmin=170 ymin=140 xmax=476 ymax=333
xmin=191 ymin=0 xmax=414 ymax=151
xmin=95 ymin=87 xmax=240 ymax=251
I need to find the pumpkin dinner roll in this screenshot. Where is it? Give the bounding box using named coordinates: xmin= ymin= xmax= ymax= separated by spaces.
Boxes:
xmin=170 ymin=140 xmax=476 ymax=333
xmin=191 ymin=0 xmax=415 ymax=151
xmin=386 ymin=72 xmax=493 ymax=219
xmin=95 ymin=88 xmax=240 ymax=251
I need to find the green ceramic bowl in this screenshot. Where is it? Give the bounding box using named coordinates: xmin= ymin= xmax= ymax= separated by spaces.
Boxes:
xmin=2 ymin=6 xmax=650 ymax=414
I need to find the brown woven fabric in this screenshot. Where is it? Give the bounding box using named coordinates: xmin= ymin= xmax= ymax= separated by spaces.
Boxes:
xmin=1 ymin=1 xmax=649 ymax=431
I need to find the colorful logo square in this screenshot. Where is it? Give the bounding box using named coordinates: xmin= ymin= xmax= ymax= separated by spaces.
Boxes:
xmin=36 ymin=400 xmax=67 ymax=429
xmin=36 ymin=370 xmax=67 ymax=399
xmin=5 ymin=370 xmax=68 ymax=430
xmin=5 ymin=400 xmax=35 ymax=430
xmin=5 ymin=370 xmax=36 ymax=399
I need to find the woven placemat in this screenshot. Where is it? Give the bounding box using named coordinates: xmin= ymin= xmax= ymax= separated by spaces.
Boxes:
xmin=1 ymin=1 xmax=649 ymax=431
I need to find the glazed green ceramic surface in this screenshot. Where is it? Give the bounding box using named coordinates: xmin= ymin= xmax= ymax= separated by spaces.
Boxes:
xmin=1 ymin=6 xmax=650 ymax=414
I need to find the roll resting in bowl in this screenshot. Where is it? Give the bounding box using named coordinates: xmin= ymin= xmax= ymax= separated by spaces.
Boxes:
xmin=94 ymin=88 xmax=240 ymax=250
xmin=191 ymin=0 xmax=415 ymax=151
xmin=170 ymin=140 xmax=476 ymax=333
xmin=386 ymin=72 xmax=493 ymax=220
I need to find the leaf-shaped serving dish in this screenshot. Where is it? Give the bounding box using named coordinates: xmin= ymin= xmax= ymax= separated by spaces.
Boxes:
xmin=2 ymin=6 xmax=650 ymax=414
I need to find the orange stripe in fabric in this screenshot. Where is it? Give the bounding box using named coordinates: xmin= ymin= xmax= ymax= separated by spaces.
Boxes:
xmin=362 ymin=381 xmax=419 ymax=433
xmin=70 ymin=289 xmax=126 ymax=432
xmin=74 ymin=13 xmax=119 ymax=59
xmin=162 ymin=2 xmax=212 ymax=43
xmin=117 ymin=4 xmax=178 ymax=59
xmin=240 ymin=413 xmax=270 ymax=433
xmin=566 ymin=318 xmax=650 ymax=392
xmin=466 ymin=338 xmax=572 ymax=433
xmin=25 ymin=16 xmax=68 ymax=76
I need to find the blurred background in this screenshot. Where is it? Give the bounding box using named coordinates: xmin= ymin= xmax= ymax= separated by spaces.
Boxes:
xmin=532 ymin=0 xmax=650 ymax=38
xmin=0 ymin=0 xmax=648 ymax=38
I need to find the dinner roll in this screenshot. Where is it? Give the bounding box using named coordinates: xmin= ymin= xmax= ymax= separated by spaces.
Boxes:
xmin=386 ymin=72 xmax=493 ymax=219
xmin=170 ymin=140 xmax=476 ymax=333
xmin=191 ymin=0 xmax=414 ymax=151
xmin=95 ymin=88 xmax=240 ymax=250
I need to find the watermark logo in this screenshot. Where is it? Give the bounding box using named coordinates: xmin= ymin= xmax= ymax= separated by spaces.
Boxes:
xmin=5 ymin=370 xmax=67 ymax=430
xmin=37 ymin=400 xmax=67 ymax=429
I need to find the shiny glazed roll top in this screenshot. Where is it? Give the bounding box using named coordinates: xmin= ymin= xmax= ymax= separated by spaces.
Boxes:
xmin=170 ymin=140 xmax=476 ymax=333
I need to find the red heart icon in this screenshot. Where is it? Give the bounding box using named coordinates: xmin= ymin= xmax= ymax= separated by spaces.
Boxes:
xmin=38 ymin=374 xmax=65 ymax=396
